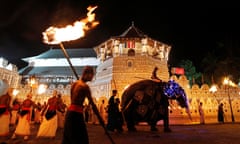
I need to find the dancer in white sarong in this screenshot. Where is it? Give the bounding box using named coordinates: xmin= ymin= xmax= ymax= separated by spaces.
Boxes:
xmin=12 ymin=93 xmax=35 ymax=140
xmin=0 ymin=88 xmax=12 ymax=137
xmin=37 ymin=90 xmax=64 ymax=138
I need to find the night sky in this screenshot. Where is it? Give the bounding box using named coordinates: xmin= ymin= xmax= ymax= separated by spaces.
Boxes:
xmin=0 ymin=0 xmax=239 ymax=71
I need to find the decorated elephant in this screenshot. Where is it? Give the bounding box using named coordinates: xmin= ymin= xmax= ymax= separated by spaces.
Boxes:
xmin=121 ymin=79 xmax=191 ymax=132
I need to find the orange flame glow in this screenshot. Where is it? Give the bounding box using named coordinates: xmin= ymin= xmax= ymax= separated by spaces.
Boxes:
xmin=43 ymin=6 xmax=99 ymax=44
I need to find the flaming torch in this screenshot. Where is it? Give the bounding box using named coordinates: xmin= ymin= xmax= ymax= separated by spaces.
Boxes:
xmin=42 ymin=5 xmax=99 ymax=79
xmin=42 ymin=6 xmax=115 ymax=144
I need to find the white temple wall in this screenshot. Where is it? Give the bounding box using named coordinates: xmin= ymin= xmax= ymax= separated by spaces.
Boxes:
xmin=14 ymin=73 xmax=240 ymax=124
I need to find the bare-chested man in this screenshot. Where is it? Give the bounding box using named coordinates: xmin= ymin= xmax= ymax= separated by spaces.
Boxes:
xmin=0 ymin=87 xmax=12 ymax=136
xmin=62 ymin=66 xmax=95 ymax=144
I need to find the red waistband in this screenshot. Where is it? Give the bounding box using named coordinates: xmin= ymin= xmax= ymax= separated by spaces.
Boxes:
xmin=0 ymin=105 xmax=6 ymax=108
xmin=22 ymin=107 xmax=31 ymax=111
xmin=48 ymin=105 xmax=57 ymax=111
xmin=12 ymin=105 xmax=20 ymax=110
xmin=68 ymin=104 xmax=83 ymax=113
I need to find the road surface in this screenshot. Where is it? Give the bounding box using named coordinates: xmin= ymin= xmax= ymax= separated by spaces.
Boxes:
xmin=0 ymin=123 xmax=240 ymax=144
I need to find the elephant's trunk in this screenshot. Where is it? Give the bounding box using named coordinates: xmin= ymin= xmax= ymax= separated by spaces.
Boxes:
xmin=185 ymin=108 xmax=192 ymax=121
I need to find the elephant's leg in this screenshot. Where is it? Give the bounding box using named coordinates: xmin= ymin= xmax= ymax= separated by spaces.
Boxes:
xmin=150 ymin=123 xmax=158 ymax=131
xmin=149 ymin=110 xmax=158 ymax=131
xmin=163 ymin=107 xmax=172 ymax=132
xmin=124 ymin=109 xmax=137 ymax=131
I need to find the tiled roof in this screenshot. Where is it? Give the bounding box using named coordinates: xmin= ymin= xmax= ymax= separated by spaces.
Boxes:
xmin=19 ymin=66 xmax=97 ymax=76
xmin=22 ymin=48 xmax=96 ymax=61
xmin=116 ymin=22 xmax=147 ymax=38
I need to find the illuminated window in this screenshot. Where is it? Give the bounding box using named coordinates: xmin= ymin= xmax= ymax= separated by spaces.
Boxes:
xmin=128 ymin=49 xmax=135 ymax=56
xmin=127 ymin=60 xmax=133 ymax=67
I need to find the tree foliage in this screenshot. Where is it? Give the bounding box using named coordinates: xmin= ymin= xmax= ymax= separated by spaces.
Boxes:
xmin=178 ymin=59 xmax=202 ymax=87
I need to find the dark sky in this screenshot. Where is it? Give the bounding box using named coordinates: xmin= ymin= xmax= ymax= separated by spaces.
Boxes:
xmin=0 ymin=0 xmax=239 ymax=71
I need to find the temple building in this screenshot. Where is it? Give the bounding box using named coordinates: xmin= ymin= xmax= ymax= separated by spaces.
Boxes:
xmin=19 ymin=23 xmax=172 ymax=99
xmin=19 ymin=48 xmax=99 ymax=84
xmin=0 ymin=57 xmax=21 ymax=95
xmin=17 ymin=23 xmax=240 ymax=124
xmin=90 ymin=23 xmax=171 ymax=99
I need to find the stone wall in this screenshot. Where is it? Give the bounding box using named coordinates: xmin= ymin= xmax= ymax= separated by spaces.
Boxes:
xmin=169 ymin=75 xmax=240 ymax=124
xmin=15 ymin=74 xmax=240 ymax=124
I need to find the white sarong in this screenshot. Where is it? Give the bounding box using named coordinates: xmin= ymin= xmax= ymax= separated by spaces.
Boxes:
xmin=14 ymin=114 xmax=31 ymax=136
xmin=37 ymin=114 xmax=58 ymax=138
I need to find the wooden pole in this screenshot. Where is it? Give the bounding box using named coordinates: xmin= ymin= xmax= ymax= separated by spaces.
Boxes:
xmin=59 ymin=42 xmax=115 ymax=144
xmin=59 ymin=43 xmax=79 ymax=79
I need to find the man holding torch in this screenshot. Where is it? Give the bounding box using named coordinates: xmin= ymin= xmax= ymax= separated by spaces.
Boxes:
xmin=61 ymin=66 xmax=94 ymax=144
xmin=42 ymin=6 xmax=114 ymax=144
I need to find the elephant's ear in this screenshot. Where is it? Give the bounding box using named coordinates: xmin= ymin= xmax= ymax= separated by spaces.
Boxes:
xmin=121 ymin=79 xmax=156 ymax=109
xmin=133 ymin=90 xmax=144 ymax=102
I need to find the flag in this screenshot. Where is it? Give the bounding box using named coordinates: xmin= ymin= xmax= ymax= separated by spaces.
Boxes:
xmin=171 ymin=67 xmax=184 ymax=75
xmin=127 ymin=40 xmax=135 ymax=48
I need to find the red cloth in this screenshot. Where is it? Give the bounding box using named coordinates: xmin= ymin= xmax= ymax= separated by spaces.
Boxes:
xmin=68 ymin=104 xmax=83 ymax=113
xmin=48 ymin=105 xmax=57 ymax=111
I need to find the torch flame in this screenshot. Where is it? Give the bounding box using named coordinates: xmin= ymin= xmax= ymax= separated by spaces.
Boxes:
xmin=43 ymin=6 xmax=99 ymax=44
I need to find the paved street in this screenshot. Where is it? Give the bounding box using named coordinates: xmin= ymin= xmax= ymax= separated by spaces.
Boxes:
xmin=1 ymin=123 xmax=240 ymax=144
